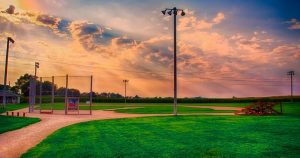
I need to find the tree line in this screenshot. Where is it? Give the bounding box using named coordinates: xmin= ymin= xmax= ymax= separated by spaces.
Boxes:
xmin=0 ymin=73 xmax=129 ymax=98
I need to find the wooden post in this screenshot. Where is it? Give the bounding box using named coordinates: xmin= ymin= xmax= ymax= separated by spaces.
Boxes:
xmin=12 ymin=112 xmax=14 ymax=116
xmin=23 ymin=112 xmax=25 ymax=117
xmin=17 ymin=112 xmax=19 ymax=117
xmin=6 ymin=111 xmax=8 ymax=116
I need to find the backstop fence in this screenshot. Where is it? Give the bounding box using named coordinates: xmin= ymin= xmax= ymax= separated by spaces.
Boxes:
xmin=29 ymin=75 xmax=93 ymax=115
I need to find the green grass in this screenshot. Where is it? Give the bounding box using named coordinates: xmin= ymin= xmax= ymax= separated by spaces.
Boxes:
xmin=0 ymin=103 xmax=29 ymax=114
xmin=0 ymin=115 xmax=40 ymax=134
xmin=34 ymin=102 xmax=247 ymax=114
xmin=23 ymin=102 xmax=300 ymax=158
xmin=113 ymin=106 xmax=235 ymax=114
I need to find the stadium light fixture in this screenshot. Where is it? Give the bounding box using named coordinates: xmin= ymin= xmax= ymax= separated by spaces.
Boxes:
xmin=161 ymin=7 xmax=185 ymax=116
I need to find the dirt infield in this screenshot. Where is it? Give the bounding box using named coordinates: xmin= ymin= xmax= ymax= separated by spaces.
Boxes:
xmin=0 ymin=106 xmax=238 ymax=158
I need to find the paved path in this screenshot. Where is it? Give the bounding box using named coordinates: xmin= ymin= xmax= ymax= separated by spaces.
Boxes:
xmin=0 ymin=106 xmax=239 ymax=158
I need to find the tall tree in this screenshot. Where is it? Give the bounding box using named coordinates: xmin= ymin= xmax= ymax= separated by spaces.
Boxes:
xmin=14 ymin=74 xmax=34 ymax=96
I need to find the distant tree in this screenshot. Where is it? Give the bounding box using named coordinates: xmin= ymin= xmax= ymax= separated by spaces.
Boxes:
xmin=134 ymin=95 xmax=141 ymax=99
xmin=41 ymin=81 xmax=57 ymax=95
xmin=55 ymin=87 xmax=80 ymax=97
xmin=68 ymin=88 xmax=80 ymax=97
xmin=14 ymin=74 xmax=34 ymax=96
xmin=10 ymin=86 xmax=20 ymax=94
xmin=56 ymin=87 xmax=66 ymax=96
xmin=99 ymin=92 xmax=109 ymax=98
xmin=109 ymin=92 xmax=123 ymax=98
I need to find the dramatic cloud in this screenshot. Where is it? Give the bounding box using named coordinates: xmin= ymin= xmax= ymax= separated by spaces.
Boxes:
xmin=2 ymin=5 xmax=15 ymax=14
xmin=286 ymin=18 xmax=300 ymax=30
xmin=1 ymin=4 xmax=299 ymax=97
xmin=178 ymin=12 xmax=225 ymax=31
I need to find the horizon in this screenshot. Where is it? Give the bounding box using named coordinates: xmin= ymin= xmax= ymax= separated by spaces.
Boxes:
xmin=0 ymin=0 xmax=300 ymax=98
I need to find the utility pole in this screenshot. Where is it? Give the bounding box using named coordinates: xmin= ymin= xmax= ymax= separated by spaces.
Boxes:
xmin=35 ymin=62 xmax=40 ymax=78
xmin=162 ymin=7 xmax=185 ymax=116
xmin=2 ymin=37 xmax=15 ymax=108
xmin=287 ymin=71 xmax=295 ymax=102
xmin=123 ymin=79 xmax=129 ymax=103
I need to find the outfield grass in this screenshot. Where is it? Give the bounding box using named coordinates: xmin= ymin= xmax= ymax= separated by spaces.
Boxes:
xmin=113 ymin=106 xmax=235 ymax=114
xmin=0 ymin=115 xmax=40 ymax=134
xmin=35 ymin=102 xmax=248 ymax=114
xmin=22 ymin=102 xmax=300 ymax=158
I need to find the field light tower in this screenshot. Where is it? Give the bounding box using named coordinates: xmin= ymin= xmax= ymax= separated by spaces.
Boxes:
xmin=35 ymin=62 xmax=40 ymax=78
xmin=287 ymin=71 xmax=295 ymax=102
xmin=162 ymin=7 xmax=185 ymax=116
xmin=123 ymin=79 xmax=129 ymax=103
xmin=2 ymin=37 xmax=15 ymax=108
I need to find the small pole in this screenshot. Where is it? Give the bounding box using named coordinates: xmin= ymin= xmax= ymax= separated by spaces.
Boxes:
xmin=3 ymin=37 xmax=15 ymax=108
xmin=287 ymin=71 xmax=295 ymax=102
xmin=52 ymin=76 xmax=54 ymax=113
xmin=39 ymin=77 xmax=42 ymax=113
xmin=65 ymin=75 xmax=68 ymax=115
xmin=90 ymin=75 xmax=93 ymax=115
xmin=123 ymin=80 xmax=129 ymax=103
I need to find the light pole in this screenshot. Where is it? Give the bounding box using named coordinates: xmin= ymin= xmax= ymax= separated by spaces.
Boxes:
xmin=287 ymin=71 xmax=295 ymax=102
xmin=35 ymin=62 xmax=40 ymax=78
xmin=162 ymin=7 xmax=185 ymax=115
xmin=123 ymin=79 xmax=129 ymax=103
xmin=2 ymin=37 xmax=15 ymax=108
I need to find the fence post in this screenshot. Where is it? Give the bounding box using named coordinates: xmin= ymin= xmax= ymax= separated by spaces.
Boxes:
xmin=65 ymin=75 xmax=68 ymax=115
xmin=90 ymin=75 xmax=93 ymax=115
xmin=52 ymin=76 xmax=54 ymax=113
xmin=39 ymin=77 xmax=42 ymax=113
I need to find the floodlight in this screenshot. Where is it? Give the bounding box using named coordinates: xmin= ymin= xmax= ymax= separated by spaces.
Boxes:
xmin=173 ymin=10 xmax=177 ymax=15
xmin=8 ymin=37 xmax=15 ymax=43
xmin=181 ymin=11 xmax=186 ymax=16
xmin=168 ymin=10 xmax=172 ymax=15
xmin=161 ymin=10 xmax=166 ymax=15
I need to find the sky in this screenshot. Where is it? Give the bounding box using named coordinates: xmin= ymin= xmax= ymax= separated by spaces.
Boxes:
xmin=0 ymin=0 xmax=299 ymax=98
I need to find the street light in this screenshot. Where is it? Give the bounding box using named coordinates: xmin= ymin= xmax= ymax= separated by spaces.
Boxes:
xmin=162 ymin=7 xmax=185 ymax=116
xmin=35 ymin=62 xmax=40 ymax=78
xmin=2 ymin=37 xmax=15 ymax=108
xmin=123 ymin=79 xmax=129 ymax=103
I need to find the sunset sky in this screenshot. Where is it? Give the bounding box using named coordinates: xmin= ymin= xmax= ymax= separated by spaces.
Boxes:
xmin=0 ymin=0 xmax=299 ymax=98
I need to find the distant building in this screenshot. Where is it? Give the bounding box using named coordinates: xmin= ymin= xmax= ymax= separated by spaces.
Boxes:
xmin=0 ymin=90 xmax=20 ymax=104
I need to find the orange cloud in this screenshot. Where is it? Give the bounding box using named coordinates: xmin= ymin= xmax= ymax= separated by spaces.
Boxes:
xmin=178 ymin=12 xmax=225 ymax=31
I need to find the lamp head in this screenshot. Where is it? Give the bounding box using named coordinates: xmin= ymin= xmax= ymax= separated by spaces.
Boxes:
xmin=181 ymin=11 xmax=186 ymax=16
xmin=8 ymin=37 xmax=15 ymax=43
xmin=161 ymin=10 xmax=166 ymax=15
xmin=35 ymin=62 xmax=40 ymax=68
xmin=167 ymin=10 xmax=172 ymax=15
